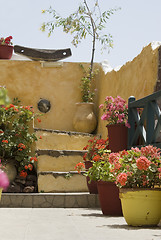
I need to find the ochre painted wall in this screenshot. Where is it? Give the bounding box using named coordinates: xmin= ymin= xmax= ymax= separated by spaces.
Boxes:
xmin=0 ymin=43 xmax=159 ymax=139
xmin=0 ymin=61 xmax=99 ymax=131
xmin=97 ymin=43 xmax=159 ymax=138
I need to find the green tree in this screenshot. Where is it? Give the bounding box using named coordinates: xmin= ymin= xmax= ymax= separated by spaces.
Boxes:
xmin=41 ymin=0 xmax=120 ymax=101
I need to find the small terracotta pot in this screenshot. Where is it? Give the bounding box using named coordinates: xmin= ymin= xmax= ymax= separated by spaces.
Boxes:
xmin=0 ymin=45 xmax=13 ymax=59
xmin=85 ymin=161 xmax=98 ymax=194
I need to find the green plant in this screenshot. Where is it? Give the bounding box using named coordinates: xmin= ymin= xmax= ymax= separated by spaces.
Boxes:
xmin=111 ymin=146 xmax=161 ymax=188
xmin=0 ymin=98 xmax=40 ymax=178
xmin=41 ymin=0 xmax=119 ymax=102
xmin=86 ymin=157 xmax=114 ymax=183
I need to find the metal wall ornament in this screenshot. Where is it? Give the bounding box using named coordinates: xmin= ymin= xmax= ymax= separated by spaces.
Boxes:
xmin=37 ymin=99 xmax=51 ymax=113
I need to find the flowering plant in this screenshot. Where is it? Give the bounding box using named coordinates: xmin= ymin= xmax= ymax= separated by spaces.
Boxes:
xmin=0 ymin=98 xmax=40 ymax=178
xmin=75 ymin=137 xmax=110 ymax=181
xmin=111 ymin=145 xmax=161 ymax=188
xmin=99 ymin=96 xmax=129 ymax=127
xmin=0 ymin=36 xmax=13 ymax=46
xmin=82 ymin=137 xmax=109 ymax=162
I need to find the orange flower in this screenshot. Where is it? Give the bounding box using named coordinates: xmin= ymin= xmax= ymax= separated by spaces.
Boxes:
xmin=28 ymin=164 xmax=33 ymax=171
xmin=93 ymin=155 xmax=100 ymax=162
xmin=37 ymin=118 xmax=41 ymax=123
xmin=30 ymin=156 xmax=38 ymax=162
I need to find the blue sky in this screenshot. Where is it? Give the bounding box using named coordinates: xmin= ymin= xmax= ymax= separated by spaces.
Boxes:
xmin=0 ymin=0 xmax=161 ymax=67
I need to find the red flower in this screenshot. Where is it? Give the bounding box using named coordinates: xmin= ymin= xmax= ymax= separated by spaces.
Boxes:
xmin=30 ymin=156 xmax=38 ymax=162
xmin=93 ymin=155 xmax=100 ymax=162
xmin=83 ymin=145 xmax=89 ymax=150
xmin=37 ymin=118 xmax=41 ymax=123
xmin=20 ymin=170 xmax=27 ymax=178
xmin=75 ymin=162 xmax=85 ymax=173
xmin=28 ymin=164 xmax=33 ymax=171
xmin=2 ymin=139 xmax=8 ymax=143
xmin=39 ymin=136 xmax=42 ymax=139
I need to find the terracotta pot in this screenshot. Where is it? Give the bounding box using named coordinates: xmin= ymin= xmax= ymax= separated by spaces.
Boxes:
xmin=85 ymin=161 xmax=98 ymax=194
xmin=0 ymin=45 xmax=13 ymax=59
xmin=73 ymin=102 xmax=97 ymax=133
xmin=119 ymin=188 xmax=161 ymax=227
xmin=107 ymin=124 xmax=128 ymax=152
xmin=97 ymin=181 xmax=122 ymax=216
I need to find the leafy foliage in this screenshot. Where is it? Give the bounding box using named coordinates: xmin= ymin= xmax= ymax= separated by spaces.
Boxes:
xmin=41 ymin=0 xmax=120 ymax=102
xmin=0 ymin=98 xmax=40 ymax=177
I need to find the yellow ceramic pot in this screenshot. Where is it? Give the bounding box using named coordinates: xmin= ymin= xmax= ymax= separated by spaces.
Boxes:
xmin=119 ymin=188 xmax=161 ymax=227
xmin=0 ymin=188 xmax=2 ymax=201
xmin=73 ymin=102 xmax=97 ymax=133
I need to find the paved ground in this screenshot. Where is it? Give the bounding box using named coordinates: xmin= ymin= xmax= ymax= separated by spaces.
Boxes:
xmin=0 ymin=208 xmax=160 ymax=240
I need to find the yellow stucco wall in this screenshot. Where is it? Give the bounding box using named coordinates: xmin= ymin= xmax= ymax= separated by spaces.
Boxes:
xmin=0 ymin=61 xmax=99 ymax=131
xmin=0 ymin=43 xmax=159 ymax=139
xmin=97 ymin=43 xmax=159 ymax=138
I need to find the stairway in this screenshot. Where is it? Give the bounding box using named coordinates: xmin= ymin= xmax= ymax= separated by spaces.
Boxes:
xmin=35 ymin=128 xmax=95 ymax=193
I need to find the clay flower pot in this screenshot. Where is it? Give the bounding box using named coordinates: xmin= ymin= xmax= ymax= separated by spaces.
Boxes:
xmin=97 ymin=181 xmax=122 ymax=216
xmin=0 ymin=45 xmax=14 ymax=59
xmin=73 ymin=102 xmax=97 ymax=133
xmin=107 ymin=124 xmax=128 ymax=152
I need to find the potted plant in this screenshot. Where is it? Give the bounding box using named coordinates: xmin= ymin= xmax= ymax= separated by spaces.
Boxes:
xmin=112 ymin=145 xmax=161 ymax=226
xmin=0 ymin=96 xmax=40 ymax=184
xmin=82 ymin=137 xmax=109 ymax=193
xmin=99 ymin=96 xmax=130 ymax=152
xmin=41 ymin=0 xmax=119 ymax=133
xmin=86 ymin=151 xmax=122 ymax=216
xmin=0 ymin=36 xmax=13 ymax=59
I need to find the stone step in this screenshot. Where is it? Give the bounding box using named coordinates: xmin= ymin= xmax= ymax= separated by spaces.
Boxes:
xmin=0 ymin=193 xmax=100 ymax=208
xmin=38 ymin=171 xmax=88 ymax=193
xmin=36 ymin=149 xmax=86 ymax=172
xmin=34 ymin=128 xmax=96 ymax=150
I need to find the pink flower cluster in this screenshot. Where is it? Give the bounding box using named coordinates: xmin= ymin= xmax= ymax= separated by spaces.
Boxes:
xmin=136 ymin=156 xmax=151 ymax=170
xmin=112 ymin=145 xmax=161 ymax=188
xmin=0 ymin=170 xmax=9 ymax=190
xmin=99 ymin=96 xmax=130 ymax=127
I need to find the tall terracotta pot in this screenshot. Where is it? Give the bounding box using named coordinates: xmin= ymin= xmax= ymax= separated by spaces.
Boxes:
xmin=107 ymin=124 xmax=128 ymax=152
xmin=73 ymin=102 xmax=97 ymax=133
xmin=0 ymin=45 xmax=13 ymax=59
xmin=97 ymin=181 xmax=122 ymax=216
xmin=85 ymin=161 xmax=98 ymax=194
